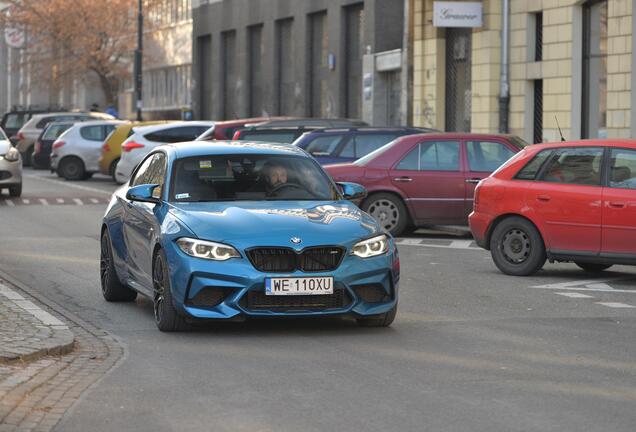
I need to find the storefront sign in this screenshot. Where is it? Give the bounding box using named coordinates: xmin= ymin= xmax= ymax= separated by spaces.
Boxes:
xmin=433 ymin=2 xmax=483 ymax=28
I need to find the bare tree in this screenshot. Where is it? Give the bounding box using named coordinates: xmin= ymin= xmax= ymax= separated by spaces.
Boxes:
xmin=1 ymin=0 xmax=141 ymax=105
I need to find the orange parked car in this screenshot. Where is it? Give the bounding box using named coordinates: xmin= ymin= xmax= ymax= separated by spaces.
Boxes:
xmin=470 ymin=140 xmax=636 ymax=276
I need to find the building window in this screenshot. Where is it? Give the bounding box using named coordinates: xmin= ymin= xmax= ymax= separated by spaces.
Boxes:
xmin=445 ymin=28 xmax=472 ymax=132
xmin=533 ymin=80 xmax=543 ymax=143
xmin=582 ymin=0 xmax=608 ymax=138
xmin=248 ymin=24 xmax=264 ymax=117
xmin=534 ymin=12 xmax=543 ymax=62
xmin=344 ymin=3 xmax=364 ymax=119
xmin=275 ymin=18 xmax=294 ymax=115
xmin=308 ymin=11 xmax=328 ymax=117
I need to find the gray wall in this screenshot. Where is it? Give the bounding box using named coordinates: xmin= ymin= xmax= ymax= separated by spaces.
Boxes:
xmin=192 ymin=0 xmax=404 ymax=122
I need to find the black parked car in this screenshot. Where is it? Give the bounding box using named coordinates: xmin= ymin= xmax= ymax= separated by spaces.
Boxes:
xmin=32 ymin=121 xmax=77 ymax=169
xmin=232 ymin=118 xmax=369 ymax=143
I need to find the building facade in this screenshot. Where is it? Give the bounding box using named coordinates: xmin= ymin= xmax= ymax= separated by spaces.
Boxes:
xmin=411 ymin=0 xmax=635 ymax=142
xmin=118 ymin=0 xmax=193 ymax=120
xmin=192 ymin=0 xmax=407 ymax=125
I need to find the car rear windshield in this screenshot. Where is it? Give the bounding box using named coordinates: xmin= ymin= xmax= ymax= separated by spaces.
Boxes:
xmin=43 ymin=124 xmax=72 ymax=140
xmin=354 ymin=139 xmax=401 ymax=165
xmin=507 ymin=136 xmax=529 ymax=150
xmin=171 ymin=154 xmax=339 ymax=202
xmin=3 ymin=113 xmax=29 ymax=130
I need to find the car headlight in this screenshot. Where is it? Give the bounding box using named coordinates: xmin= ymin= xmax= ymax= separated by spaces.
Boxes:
xmin=176 ymin=237 xmax=240 ymax=261
xmin=351 ymin=234 xmax=389 ymax=258
xmin=2 ymin=147 xmax=20 ymax=162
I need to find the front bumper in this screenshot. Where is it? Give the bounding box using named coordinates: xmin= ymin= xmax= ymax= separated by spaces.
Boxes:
xmin=0 ymin=158 xmax=22 ymax=186
xmin=164 ymin=241 xmax=400 ymax=320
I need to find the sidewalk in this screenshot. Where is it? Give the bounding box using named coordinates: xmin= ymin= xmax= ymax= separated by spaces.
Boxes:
xmin=0 ymin=282 xmax=74 ymax=364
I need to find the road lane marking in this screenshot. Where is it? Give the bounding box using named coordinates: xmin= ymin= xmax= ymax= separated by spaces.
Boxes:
xmin=596 ymin=302 xmax=635 ymax=308
xmin=24 ymin=173 xmax=113 ymax=196
xmin=21 ymin=199 xmax=30 ymax=204
xmin=528 ymin=286 xmax=636 ymax=294
xmin=449 ymin=240 xmax=474 ymax=248
xmin=555 ymin=292 xmax=594 ymax=298
xmin=73 ymin=198 xmax=84 ymax=205
xmin=90 ymin=198 xmax=99 ymax=204
xmin=531 ymin=277 xmax=636 ymax=293
xmin=39 ymin=198 xmax=49 ymax=205
xmin=5 ymin=199 xmax=15 ymax=207
xmin=56 ymin=198 xmax=64 ymax=203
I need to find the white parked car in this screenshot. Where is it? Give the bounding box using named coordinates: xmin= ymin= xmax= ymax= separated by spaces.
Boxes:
xmin=114 ymin=121 xmax=214 ymax=183
xmin=50 ymin=120 xmax=126 ymax=180
xmin=0 ymin=127 xmax=22 ymax=197
xmin=15 ymin=111 xmax=114 ymax=166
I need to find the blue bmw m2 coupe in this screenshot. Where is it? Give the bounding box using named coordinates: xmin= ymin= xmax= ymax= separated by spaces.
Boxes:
xmin=100 ymin=141 xmax=399 ymax=331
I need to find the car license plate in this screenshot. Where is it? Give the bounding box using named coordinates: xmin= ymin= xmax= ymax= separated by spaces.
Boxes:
xmin=265 ymin=277 xmax=334 ymax=296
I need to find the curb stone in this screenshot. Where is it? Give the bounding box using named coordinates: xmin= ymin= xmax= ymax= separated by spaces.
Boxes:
xmin=0 ymin=282 xmax=75 ymax=364
xmin=0 ymin=269 xmax=125 ymax=432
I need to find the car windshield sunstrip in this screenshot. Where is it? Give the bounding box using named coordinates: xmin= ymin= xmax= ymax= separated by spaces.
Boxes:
xmin=170 ymin=154 xmax=340 ymax=202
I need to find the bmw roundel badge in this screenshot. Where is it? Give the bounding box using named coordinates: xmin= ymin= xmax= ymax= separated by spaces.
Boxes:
xmin=290 ymin=237 xmax=302 ymax=245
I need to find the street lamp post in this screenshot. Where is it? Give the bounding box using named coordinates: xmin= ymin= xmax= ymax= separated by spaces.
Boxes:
xmin=134 ymin=0 xmax=143 ymax=121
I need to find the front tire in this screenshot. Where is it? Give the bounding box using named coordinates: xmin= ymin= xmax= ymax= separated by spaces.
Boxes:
xmin=153 ymin=250 xmax=189 ymax=332
xmin=110 ymin=159 xmax=120 ymax=183
xmin=576 ymin=262 xmax=613 ymax=273
xmin=100 ymin=230 xmax=137 ymax=302
xmin=362 ymin=193 xmax=410 ymax=237
xmin=9 ymin=184 xmax=22 ymax=198
xmin=490 ymin=217 xmax=546 ymax=276
xmin=59 ymin=157 xmax=86 ymax=180
xmin=356 ymin=304 xmax=397 ymax=327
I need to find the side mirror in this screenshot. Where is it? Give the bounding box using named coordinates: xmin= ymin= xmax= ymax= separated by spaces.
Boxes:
xmin=126 ymin=184 xmax=161 ymax=204
xmin=337 ymin=182 xmax=367 ymax=201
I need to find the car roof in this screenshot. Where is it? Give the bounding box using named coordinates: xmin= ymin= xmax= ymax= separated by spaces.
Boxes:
xmin=132 ymin=121 xmax=215 ymax=134
xmin=526 ymin=139 xmax=636 ymax=150
xmin=246 ymin=118 xmax=368 ymax=128
xmin=73 ymin=120 xmax=126 ymax=127
xmin=162 ymin=140 xmax=308 ymax=159
xmin=302 ymin=127 xmax=435 ymax=134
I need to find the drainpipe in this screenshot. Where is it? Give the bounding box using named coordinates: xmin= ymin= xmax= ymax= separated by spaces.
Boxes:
xmin=498 ymin=0 xmax=510 ymax=133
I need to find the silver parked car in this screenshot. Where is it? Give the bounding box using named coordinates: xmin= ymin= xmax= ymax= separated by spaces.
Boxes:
xmin=0 ymin=127 xmax=22 ymax=197
xmin=50 ymin=120 xmax=126 ymax=180
xmin=15 ymin=111 xmax=115 ymax=166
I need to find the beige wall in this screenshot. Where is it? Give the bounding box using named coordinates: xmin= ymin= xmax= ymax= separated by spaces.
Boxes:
xmin=411 ymin=0 xmax=633 ymax=141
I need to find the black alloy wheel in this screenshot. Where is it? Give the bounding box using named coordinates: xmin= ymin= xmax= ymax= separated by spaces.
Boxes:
xmin=153 ymin=250 xmax=189 ymax=332
xmin=490 ymin=216 xmax=546 ymax=276
xmin=100 ymin=230 xmax=137 ymax=302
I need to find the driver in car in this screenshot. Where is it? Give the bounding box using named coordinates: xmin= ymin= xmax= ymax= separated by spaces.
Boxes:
xmin=262 ymin=161 xmax=289 ymax=196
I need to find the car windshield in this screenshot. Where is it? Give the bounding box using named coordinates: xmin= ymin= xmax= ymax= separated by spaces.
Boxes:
xmin=507 ymin=136 xmax=529 ymax=149
xmin=3 ymin=113 xmax=28 ymax=129
xmin=171 ymin=154 xmax=340 ymax=202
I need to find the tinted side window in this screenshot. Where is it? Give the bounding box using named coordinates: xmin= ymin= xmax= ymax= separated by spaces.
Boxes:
xmin=4 ymin=113 xmax=27 ymax=129
xmin=130 ymin=155 xmax=155 ymax=186
xmin=467 ymin=141 xmax=516 ymax=172
xmin=353 ymin=134 xmax=399 ymax=158
xmin=339 ymin=139 xmax=355 ymax=158
xmin=609 ymin=148 xmax=636 ymax=189
xmin=396 ymin=146 xmax=419 ymax=170
xmin=515 ymin=150 xmax=552 ymax=180
xmin=538 ymin=147 xmax=604 ymax=185
xmin=36 ymin=117 xmax=56 ymax=129
xmin=239 ymin=131 xmax=297 ymax=143
xmin=420 ymin=141 xmax=460 ymax=171
xmin=305 ymin=135 xmax=344 ymax=156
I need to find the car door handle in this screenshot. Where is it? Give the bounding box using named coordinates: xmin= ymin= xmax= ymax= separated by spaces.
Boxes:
xmin=394 ymin=177 xmax=412 ymax=182
xmin=537 ymin=194 xmax=551 ymax=202
xmin=465 ymin=178 xmax=481 ymax=184
xmin=609 ymin=201 xmax=626 ymax=208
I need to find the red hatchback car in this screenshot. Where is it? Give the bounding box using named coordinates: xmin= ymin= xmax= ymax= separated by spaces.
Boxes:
xmin=470 ymin=140 xmax=636 ymax=276
xmin=324 ymin=133 xmax=527 ymax=236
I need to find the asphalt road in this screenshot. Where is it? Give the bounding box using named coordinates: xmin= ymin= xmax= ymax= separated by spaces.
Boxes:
xmin=1 ymin=169 xmax=635 ymax=432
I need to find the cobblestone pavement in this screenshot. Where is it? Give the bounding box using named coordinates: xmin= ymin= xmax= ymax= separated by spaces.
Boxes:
xmin=0 ymin=275 xmax=124 ymax=431
xmin=0 ymin=283 xmax=74 ymax=364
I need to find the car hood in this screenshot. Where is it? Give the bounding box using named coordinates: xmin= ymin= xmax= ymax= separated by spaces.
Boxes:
xmin=168 ymin=200 xmax=381 ymax=249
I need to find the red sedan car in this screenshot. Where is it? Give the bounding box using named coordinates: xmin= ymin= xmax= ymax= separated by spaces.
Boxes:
xmin=324 ymin=133 xmax=526 ymax=236
xmin=470 ymin=140 xmax=636 ymax=276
